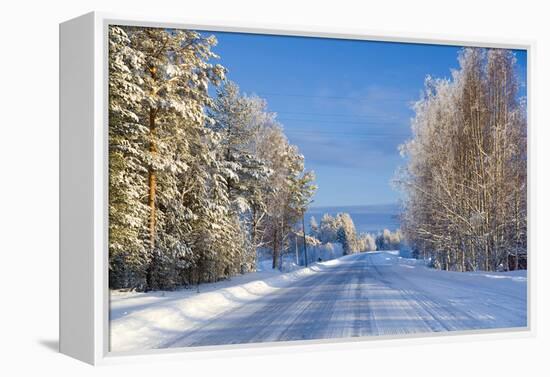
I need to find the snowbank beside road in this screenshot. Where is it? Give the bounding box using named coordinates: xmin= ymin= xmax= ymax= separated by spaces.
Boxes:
xmin=110 ymin=254 xmax=355 ymax=352
xmin=110 ymin=251 xmax=527 ymax=352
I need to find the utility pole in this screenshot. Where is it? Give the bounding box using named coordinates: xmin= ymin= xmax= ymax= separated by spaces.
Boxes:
xmin=302 ymin=212 xmax=308 ymax=267
xmin=295 ymin=231 xmax=299 ymax=265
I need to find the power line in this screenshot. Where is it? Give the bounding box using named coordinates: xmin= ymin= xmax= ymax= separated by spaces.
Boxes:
xmin=277 ymin=117 xmax=406 ymax=126
xmin=276 ymin=110 xmax=403 ymax=120
xmin=256 ymin=91 xmax=414 ymax=102
xmin=283 ymin=130 xmax=410 ymax=138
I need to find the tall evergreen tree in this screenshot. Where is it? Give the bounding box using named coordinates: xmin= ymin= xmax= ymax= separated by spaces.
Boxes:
xmin=108 ymin=26 xmax=149 ymax=289
xmin=108 ymin=26 xmax=316 ymax=290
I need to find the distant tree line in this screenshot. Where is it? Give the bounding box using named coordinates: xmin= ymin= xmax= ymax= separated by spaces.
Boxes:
xmin=109 ymin=26 xmax=315 ymax=290
xmin=397 ymin=48 xmax=527 ymax=272
xmin=375 ymin=229 xmax=403 ymax=251
xmin=309 ymin=213 xmax=402 ymax=254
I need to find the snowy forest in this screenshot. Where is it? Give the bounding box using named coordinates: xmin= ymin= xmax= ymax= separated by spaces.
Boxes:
xmin=307 ymin=214 xmax=402 ymax=255
xmin=108 ymin=25 xmax=527 ymax=292
xmin=106 ymin=27 xmax=528 ymax=350
xmin=109 ymin=26 xmax=316 ymax=290
xmin=397 ymin=48 xmax=527 ymax=272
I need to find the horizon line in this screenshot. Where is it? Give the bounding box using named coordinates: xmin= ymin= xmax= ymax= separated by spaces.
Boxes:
xmin=308 ymin=202 xmax=400 ymax=209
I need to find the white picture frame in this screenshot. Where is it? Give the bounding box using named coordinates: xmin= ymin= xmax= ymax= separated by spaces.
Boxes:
xmin=59 ymin=11 xmax=535 ymax=365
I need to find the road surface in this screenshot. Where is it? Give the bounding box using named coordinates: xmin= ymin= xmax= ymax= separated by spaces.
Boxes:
xmin=160 ymin=252 xmax=527 ymax=348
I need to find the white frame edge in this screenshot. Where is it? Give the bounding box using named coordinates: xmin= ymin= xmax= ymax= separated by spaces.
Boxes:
xmin=59 ymin=11 xmax=536 ymax=366
xmin=60 ymin=12 xmax=96 ymax=365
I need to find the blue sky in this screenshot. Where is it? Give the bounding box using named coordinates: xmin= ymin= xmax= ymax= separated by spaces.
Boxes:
xmin=203 ymin=31 xmax=527 ymax=207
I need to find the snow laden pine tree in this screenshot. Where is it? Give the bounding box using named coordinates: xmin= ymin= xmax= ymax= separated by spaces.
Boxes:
xmin=108 ymin=27 xmax=317 ymax=290
xmin=125 ymin=27 xmax=226 ymax=289
xmin=108 ymin=26 xmax=149 ymax=289
xmin=108 ymin=26 xmax=228 ymax=290
xmin=208 ymin=81 xmax=274 ymax=272
xmin=208 ymin=81 xmax=317 ymax=274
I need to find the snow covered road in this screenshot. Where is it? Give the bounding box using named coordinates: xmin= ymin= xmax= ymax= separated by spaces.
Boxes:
xmin=156 ymin=251 xmax=527 ymax=348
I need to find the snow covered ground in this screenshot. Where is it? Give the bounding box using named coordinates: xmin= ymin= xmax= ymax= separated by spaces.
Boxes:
xmin=110 ymin=257 xmax=346 ymax=351
xmin=110 ymin=251 xmax=527 ymax=352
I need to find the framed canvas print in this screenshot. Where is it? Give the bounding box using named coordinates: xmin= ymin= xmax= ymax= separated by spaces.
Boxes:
xmin=59 ymin=12 xmax=532 ymax=365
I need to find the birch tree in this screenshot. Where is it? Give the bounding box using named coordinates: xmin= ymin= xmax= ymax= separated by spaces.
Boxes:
xmin=398 ymin=47 xmax=527 ymax=272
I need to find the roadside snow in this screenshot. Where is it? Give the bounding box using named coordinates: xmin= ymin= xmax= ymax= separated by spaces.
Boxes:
xmin=110 ymin=255 xmax=353 ymax=352
xmin=110 ymin=251 xmax=527 ymax=352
